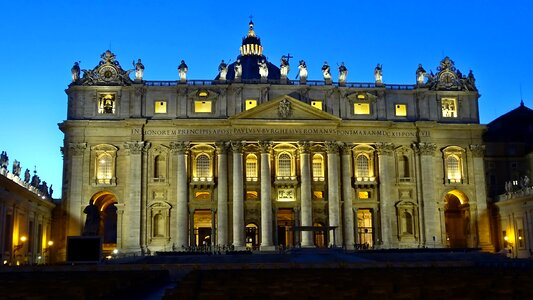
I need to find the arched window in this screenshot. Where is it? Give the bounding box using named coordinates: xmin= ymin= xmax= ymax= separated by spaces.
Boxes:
xmin=97 ymin=153 xmax=113 ymax=184
xmin=356 ymin=154 xmax=369 ymax=178
xmin=312 ymin=154 xmax=324 ymax=180
xmin=154 ymin=155 xmax=166 ymax=179
xmin=446 ymin=155 xmax=461 ymax=182
xmin=278 ymin=153 xmax=292 ymax=177
xmin=246 ymin=154 xmax=258 ymax=180
xmin=196 ymin=154 xmax=210 ymax=178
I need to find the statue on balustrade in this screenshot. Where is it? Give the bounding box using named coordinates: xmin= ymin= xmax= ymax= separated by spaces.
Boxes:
xmin=133 ymin=59 xmax=144 ymax=81
xmin=234 ymin=59 xmax=242 ymax=79
xmin=71 ymin=62 xmax=80 ymax=82
xmin=24 ymin=169 xmax=31 ymax=183
xmin=258 ymin=59 xmax=269 ymax=79
xmin=12 ymin=160 xmax=21 ymax=177
xmin=0 ymin=151 xmax=8 ymax=170
xmin=374 ymin=63 xmax=382 ymax=84
xmin=321 ymin=61 xmax=331 ymax=80
xmin=338 ymin=62 xmax=348 ymax=83
xmin=416 ymin=64 xmax=426 ymax=85
xmin=297 ymin=60 xmax=308 ymax=80
xmin=218 ymin=60 xmax=228 ymax=81
xmin=178 ymin=60 xmax=188 ymax=82
xmin=280 ymin=55 xmax=290 ymax=78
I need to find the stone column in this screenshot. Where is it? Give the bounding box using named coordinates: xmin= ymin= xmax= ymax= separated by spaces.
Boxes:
xmin=140 ymin=142 xmax=150 ymax=253
xmin=376 ymin=142 xmax=396 ymax=248
xmin=215 ymin=142 xmax=229 ymax=246
xmin=231 ymin=141 xmax=245 ymax=249
xmin=171 ymin=141 xmax=189 ymax=249
xmin=67 ymin=143 xmax=86 ymax=237
xmin=415 ymin=142 xmax=442 ymax=247
xmin=470 ymin=144 xmax=494 ymax=251
xmin=123 ymin=141 xmax=146 ymax=254
xmin=353 ymin=207 xmax=359 ymax=245
xmin=340 ymin=143 xmax=355 ymax=250
xmin=325 ymin=141 xmax=341 ymax=246
xmin=298 ymin=142 xmax=314 ymax=247
xmin=259 ymin=141 xmax=275 ymax=250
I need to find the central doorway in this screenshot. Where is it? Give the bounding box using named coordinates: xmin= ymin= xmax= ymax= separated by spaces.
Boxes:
xmin=193 ymin=210 xmax=212 ymax=247
xmin=277 ymin=209 xmax=294 ymax=247
xmin=90 ymin=192 xmax=118 ymax=252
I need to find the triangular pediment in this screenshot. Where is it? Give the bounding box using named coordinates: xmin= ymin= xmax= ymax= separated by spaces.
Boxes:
xmin=229 ymin=95 xmax=341 ymax=122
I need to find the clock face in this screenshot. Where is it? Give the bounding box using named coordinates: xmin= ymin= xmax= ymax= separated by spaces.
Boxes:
xmin=439 ymin=72 xmax=456 ymax=87
xmin=99 ymin=66 xmax=118 ymax=81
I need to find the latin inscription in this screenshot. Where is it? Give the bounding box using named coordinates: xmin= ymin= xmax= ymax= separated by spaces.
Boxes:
xmin=137 ymin=128 xmax=429 ymax=138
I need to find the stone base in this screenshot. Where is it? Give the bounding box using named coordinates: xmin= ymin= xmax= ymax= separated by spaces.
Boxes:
xmin=260 ymin=245 xmax=276 ymax=251
xmin=299 ymin=78 xmax=307 ymax=84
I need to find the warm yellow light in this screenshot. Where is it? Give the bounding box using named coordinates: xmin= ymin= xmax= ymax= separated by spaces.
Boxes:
xmin=358 ymin=191 xmax=369 ymax=199
xmin=311 ymin=101 xmax=323 ymax=110
xmin=395 ymin=104 xmax=407 ymax=117
xmin=47 ymin=241 xmax=54 ymax=246
xmin=245 ymin=99 xmax=257 ymax=110
xmin=194 ymin=100 xmax=212 ymax=113
xmin=20 ymin=236 xmax=27 ymax=242
xmin=112 ymin=249 xmax=119 ymax=254
xmin=197 ymin=90 xmax=209 ymax=97
xmin=155 ymin=101 xmax=167 ymax=113
xmin=519 ymin=236 xmax=522 ymax=240
xmin=504 ymin=236 xmax=509 ymax=241
xmin=354 ymin=103 xmax=370 ymax=115
xmin=357 ymin=94 xmax=366 ymax=99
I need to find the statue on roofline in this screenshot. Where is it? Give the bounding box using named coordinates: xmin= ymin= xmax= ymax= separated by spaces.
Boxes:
xmin=218 ymin=60 xmax=228 ymax=81
xmin=338 ymin=62 xmax=348 ymax=83
xmin=297 ymin=60 xmax=307 ymax=80
xmin=178 ymin=60 xmax=188 ymax=82
xmin=133 ymin=59 xmax=144 ymax=81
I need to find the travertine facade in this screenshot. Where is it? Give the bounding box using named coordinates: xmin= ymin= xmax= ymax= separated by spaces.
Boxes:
xmin=58 ymin=22 xmax=492 ymax=258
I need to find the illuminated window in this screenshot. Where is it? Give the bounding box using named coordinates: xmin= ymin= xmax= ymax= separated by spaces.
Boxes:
xmin=246 ymin=154 xmax=258 ymax=180
xmin=354 ymin=103 xmax=370 ymax=115
xmin=441 ymin=98 xmax=457 ymax=118
xmin=97 ymin=153 xmax=113 ymax=184
xmin=313 ymin=191 xmax=324 ymax=199
xmin=194 ymin=100 xmax=212 ymax=113
xmin=197 ymin=90 xmax=209 ymax=97
xmin=196 ymin=154 xmax=211 ymax=178
xmin=154 ymin=101 xmax=167 ymax=114
xmin=446 ymin=155 xmax=461 ymax=182
xmin=356 ymin=155 xmax=369 ymax=178
xmin=311 ymin=100 xmax=323 ymax=110
xmin=395 ymin=104 xmax=407 ymax=117
xmin=278 ymin=153 xmax=292 ymax=177
xmin=98 ymin=93 xmax=116 ymax=114
xmin=312 ymin=154 xmax=324 ymax=180
xmin=357 ymin=209 xmax=373 ymax=247
xmin=358 ymin=191 xmax=369 ymax=199
xmin=245 ymin=99 xmax=257 ymax=110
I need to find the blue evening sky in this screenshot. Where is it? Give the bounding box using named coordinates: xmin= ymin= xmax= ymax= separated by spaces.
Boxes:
xmin=1 ymin=1 xmax=531 ymax=197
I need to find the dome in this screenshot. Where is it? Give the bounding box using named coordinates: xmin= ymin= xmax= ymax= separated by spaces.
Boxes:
xmin=215 ymin=21 xmax=280 ymax=81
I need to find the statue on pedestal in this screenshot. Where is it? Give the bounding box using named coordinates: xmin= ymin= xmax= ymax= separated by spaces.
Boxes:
xmin=338 ymin=62 xmax=348 ymax=83
xmin=234 ymin=59 xmax=242 ymax=80
xmin=82 ymin=200 xmax=100 ymax=236
xmin=258 ymin=59 xmax=269 ymax=79
xmin=71 ymin=62 xmax=80 ymax=82
xmin=12 ymin=160 xmax=21 ymax=177
xmin=0 ymin=151 xmax=8 ymax=170
xmin=24 ymin=169 xmax=31 ymax=183
xmin=178 ymin=60 xmax=188 ymax=82
xmin=297 ymin=60 xmax=308 ymax=81
xmin=218 ymin=60 xmax=228 ymax=81
xmin=321 ymin=61 xmax=331 ymax=80
xmin=133 ymin=59 xmax=144 ymax=81
xmin=374 ymin=64 xmax=382 ymax=84
xmin=280 ymin=56 xmax=290 ymax=78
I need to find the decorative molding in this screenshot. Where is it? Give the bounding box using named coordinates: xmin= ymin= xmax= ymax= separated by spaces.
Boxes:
xmin=258 ymin=141 xmax=273 ymax=153
xmin=414 ymin=142 xmax=437 ymax=156
xmin=375 ymin=142 xmax=395 ymax=155
xmin=124 ymin=141 xmax=145 ymax=155
xmin=297 ymin=141 xmax=311 ymax=154
xmin=324 ymin=141 xmax=339 ymax=154
xmin=230 ymin=141 xmax=244 ymax=153
xmin=215 ymin=141 xmax=229 ymax=154
xmin=469 ymin=144 xmax=485 ymax=157
xmin=170 ymin=141 xmax=190 ymax=154
xmin=339 ymin=143 xmax=353 ymax=155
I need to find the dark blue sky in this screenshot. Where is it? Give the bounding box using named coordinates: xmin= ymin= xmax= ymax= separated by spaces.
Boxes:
xmin=1 ymin=0 xmax=532 ymax=196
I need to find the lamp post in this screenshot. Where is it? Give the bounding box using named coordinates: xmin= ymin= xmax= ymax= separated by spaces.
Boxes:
xmin=43 ymin=241 xmax=54 ymax=264
xmin=13 ymin=236 xmax=27 ymax=265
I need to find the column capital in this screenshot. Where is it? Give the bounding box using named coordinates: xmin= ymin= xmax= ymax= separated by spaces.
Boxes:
xmin=297 ymin=141 xmax=311 ymax=154
xmin=339 ymin=143 xmax=353 ymax=155
xmin=124 ymin=141 xmax=147 ymax=155
xmin=375 ymin=142 xmax=395 ymax=155
xmin=68 ymin=142 xmax=87 ymax=156
xmin=215 ymin=141 xmax=229 ymax=154
xmin=325 ymin=141 xmax=339 ymax=154
xmin=413 ymin=142 xmax=437 ymax=156
xmin=469 ymin=144 xmax=485 ymax=157
xmin=230 ymin=141 xmax=244 ymax=153
xmin=170 ymin=141 xmax=190 ymax=154
xmin=258 ymin=141 xmax=273 ymax=153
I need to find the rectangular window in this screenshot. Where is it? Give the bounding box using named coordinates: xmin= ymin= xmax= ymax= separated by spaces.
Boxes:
xmin=245 ymin=99 xmax=257 ymax=110
xmin=358 ymin=191 xmax=369 ymax=199
xmin=311 ymin=100 xmax=323 ymax=110
xmin=154 ymin=100 xmax=167 ymax=114
xmin=98 ymin=93 xmax=116 ymax=114
xmin=395 ymin=104 xmax=407 ymax=117
xmin=441 ymin=98 xmax=457 ymax=118
xmin=194 ymin=100 xmax=212 ymax=113
xmin=354 ymin=103 xmax=370 ymax=115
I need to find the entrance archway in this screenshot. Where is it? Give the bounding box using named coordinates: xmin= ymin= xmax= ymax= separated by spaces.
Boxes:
xmin=193 ymin=210 xmax=212 ymax=247
xmin=245 ymin=223 xmax=259 ymax=250
xmin=90 ymin=192 xmax=118 ymax=249
xmin=444 ymin=190 xmax=469 ymax=248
